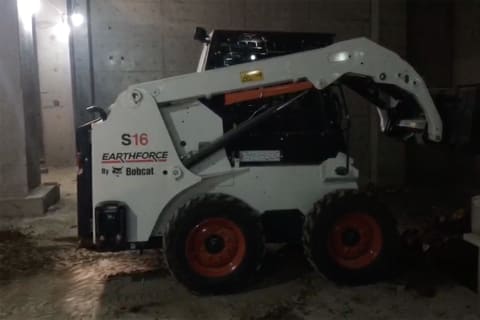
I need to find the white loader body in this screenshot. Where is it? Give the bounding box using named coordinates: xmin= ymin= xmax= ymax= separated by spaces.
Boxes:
xmin=90 ymin=37 xmax=442 ymax=244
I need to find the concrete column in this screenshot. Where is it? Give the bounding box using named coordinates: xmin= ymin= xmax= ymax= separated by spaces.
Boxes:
xmin=369 ymin=0 xmax=380 ymax=185
xmin=68 ymin=0 xmax=94 ymax=127
xmin=0 ymin=0 xmax=59 ymax=216
xmin=368 ymin=0 xmax=407 ymax=187
xmin=0 ymin=0 xmax=38 ymax=197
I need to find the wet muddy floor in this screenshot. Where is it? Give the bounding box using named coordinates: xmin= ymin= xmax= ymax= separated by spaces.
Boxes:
xmin=0 ymin=168 xmax=479 ymax=319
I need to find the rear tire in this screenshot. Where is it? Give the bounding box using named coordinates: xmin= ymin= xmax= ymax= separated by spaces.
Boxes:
xmin=303 ymin=190 xmax=398 ymax=284
xmin=163 ymin=194 xmax=265 ymax=294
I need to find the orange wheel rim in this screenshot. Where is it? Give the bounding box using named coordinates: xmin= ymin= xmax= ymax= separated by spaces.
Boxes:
xmin=185 ymin=218 xmax=246 ymax=278
xmin=327 ymin=212 xmax=383 ymax=270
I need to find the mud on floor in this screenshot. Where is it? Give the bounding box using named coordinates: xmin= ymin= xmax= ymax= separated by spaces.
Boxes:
xmin=1 ymin=167 xmax=479 ymax=319
xmin=0 ymin=228 xmax=168 ymax=282
xmin=0 ymin=229 xmax=479 ymax=320
xmin=0 ymin=229 xmax=54 ymax=280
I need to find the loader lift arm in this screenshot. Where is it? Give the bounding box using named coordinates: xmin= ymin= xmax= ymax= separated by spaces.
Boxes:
xmin=125 ymin=37 xmax=442 ymax=143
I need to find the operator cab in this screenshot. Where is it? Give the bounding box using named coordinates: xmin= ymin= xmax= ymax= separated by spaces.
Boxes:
xmin=195 ymin=27 xmax=444 ymax=149
xmin=196 ymin=28 xmax=347 ymax=166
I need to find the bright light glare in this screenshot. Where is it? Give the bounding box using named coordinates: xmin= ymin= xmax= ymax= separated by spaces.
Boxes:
xmin=329 ymin=51 xmax=350 ymax=62
xmin=17 ymin=0 xmax=41 ymax=30
xmin=53 ymin=20 xmax=70 ymax=42
xmin=250 ymin=54 xmax=257 ymax=61
xmin=18 ymin=0 xmax=41 ymax=16
xmin=246 ymin=70 xmax=261 ymax=76
xmin=70 ymin=12 xmax=84 ymax=27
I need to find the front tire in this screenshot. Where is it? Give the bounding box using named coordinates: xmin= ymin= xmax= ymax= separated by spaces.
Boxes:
xmin=163 ymin=194 xmax=265 ymax=294
xmin=303 ymin=190 xmax=398 ymax=284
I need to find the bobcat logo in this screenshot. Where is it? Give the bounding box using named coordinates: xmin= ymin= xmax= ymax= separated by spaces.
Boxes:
xmin=112 ymin=166 xmax=123 ymax=177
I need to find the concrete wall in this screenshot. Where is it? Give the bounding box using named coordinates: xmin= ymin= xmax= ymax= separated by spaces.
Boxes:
xmin=405 ymin=0 xmax=480 ymax=88
xmin=407 ymin=0 xmax=453 ymax=88
xmin=404 ymin=0 xmax=480 ymax=189
xmin=452 ymin=0 xmax=480 ymax=189
xmin=0 ymin=0 xmax=42 ymax=197
xmin=36 ymin=0 xmax=76 ymax=166
xmin=71 ymin=0 xmax=407 ymax=186
xmin=404 ymin=0 xmax=452 ymax=186
xmin=88 ymin=0 xmax=373 ymax=109
xmin=453 ymin=0 xmax=480 ymax=86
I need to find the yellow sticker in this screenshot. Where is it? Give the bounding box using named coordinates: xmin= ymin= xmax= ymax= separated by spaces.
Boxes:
xmin=240 ymin=70 xmax=264 ymax=83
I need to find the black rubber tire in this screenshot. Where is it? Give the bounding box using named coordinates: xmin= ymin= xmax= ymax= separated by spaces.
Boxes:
xmin=303 ymin=190 xmax=399 ymax=284
xmin=163 ymin=194 xmax=265 ymax=294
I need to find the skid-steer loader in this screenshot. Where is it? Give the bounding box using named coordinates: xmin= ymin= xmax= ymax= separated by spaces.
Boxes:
xmin=76 ymin=28 xmax=443 ymax=293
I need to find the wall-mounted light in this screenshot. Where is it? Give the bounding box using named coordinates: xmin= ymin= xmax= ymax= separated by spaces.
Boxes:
xmin=70 ymin=12 xmax=84 ymax=27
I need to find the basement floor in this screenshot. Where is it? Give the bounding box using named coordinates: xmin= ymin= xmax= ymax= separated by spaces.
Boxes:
xmin=0 ymin=167 xmax=479 ymax=319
